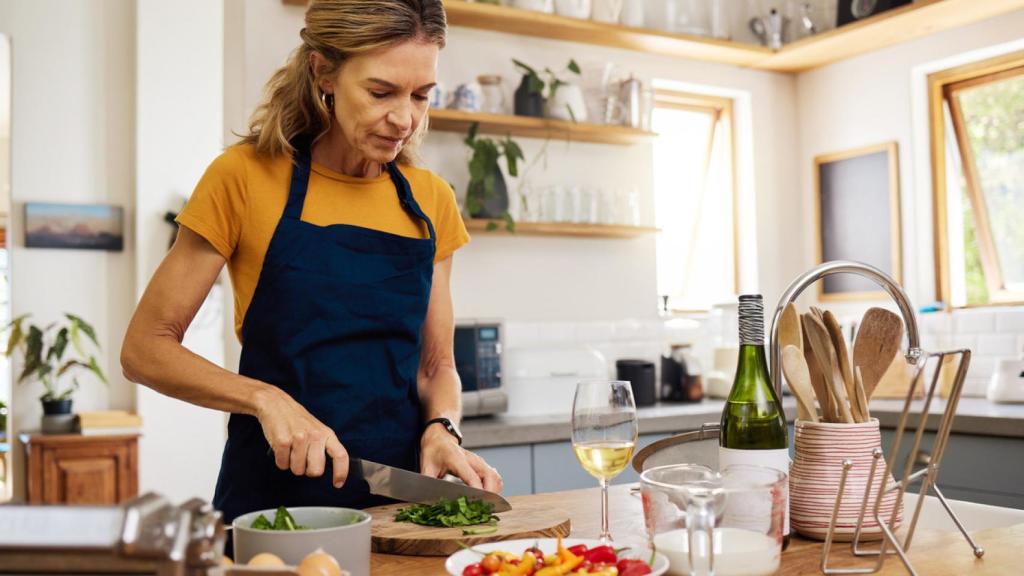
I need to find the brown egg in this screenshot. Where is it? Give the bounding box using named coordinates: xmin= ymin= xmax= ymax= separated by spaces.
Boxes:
xmin=248 ymin=552 xmax=286 ymax=566
xmin=297 ymin=548 xmax=343 ymax=576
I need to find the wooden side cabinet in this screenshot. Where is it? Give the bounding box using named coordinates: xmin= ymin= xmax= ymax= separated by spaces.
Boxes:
xmin=19 ymin=433 xmax=139 ymax=505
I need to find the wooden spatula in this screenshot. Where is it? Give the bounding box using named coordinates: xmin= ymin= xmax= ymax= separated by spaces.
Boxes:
xmin=823 ymin=310 xmax=863 ymax=422
xmin=779 ymin=303 xmax=803 ymax=353
xmin=782 ymin=345 xmax=819 ymax=422
xmin=855 ymin=366 xmax=871 ymax=421
xmin=804 ymin=313 xmax=855 ymax=423
xmin=802 ymin=319 xmax=836 ymax=422
xmin=853 ymin=308 xmax=904 ymax=400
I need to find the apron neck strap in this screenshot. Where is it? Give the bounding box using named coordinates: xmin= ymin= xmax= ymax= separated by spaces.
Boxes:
xmin=386 ymin=162 xmax=436 ymax=243
xmin=283 ymin=136 xmax=313 ymax=221
xmin=284 ymin=137 xmax=436 ymax=244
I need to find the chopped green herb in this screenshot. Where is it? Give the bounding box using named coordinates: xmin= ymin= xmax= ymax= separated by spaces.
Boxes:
xmin=394 ymin=497 xmax=500 ymax=528
xmin=250 ymin=506 xmax=308 ymax=531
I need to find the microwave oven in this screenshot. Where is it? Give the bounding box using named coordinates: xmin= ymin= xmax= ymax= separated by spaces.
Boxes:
xmin=454 ymin=319 xmax=508 ymax=417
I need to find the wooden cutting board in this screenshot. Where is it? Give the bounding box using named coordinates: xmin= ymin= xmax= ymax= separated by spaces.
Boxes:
xmin=365 ymin=500 xmax=571 ymax=557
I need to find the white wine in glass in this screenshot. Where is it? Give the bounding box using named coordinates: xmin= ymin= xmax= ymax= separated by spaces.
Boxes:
xmin=571 ymin=380 xmax=638 ymax=543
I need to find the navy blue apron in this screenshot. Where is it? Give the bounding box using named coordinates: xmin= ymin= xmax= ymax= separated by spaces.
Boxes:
xmin=213 ymin=137 xmax=436 ymax=525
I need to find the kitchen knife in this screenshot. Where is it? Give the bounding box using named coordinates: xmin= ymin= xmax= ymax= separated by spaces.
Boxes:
xmin=349 ymin=458 xmax=512 ymax=512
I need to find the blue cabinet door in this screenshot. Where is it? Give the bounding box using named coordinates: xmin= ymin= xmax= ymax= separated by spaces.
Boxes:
xmin=532 ymin=433 xmax=672 ymax=493
xmin=472 ymin=444 xmax=534 ymax=497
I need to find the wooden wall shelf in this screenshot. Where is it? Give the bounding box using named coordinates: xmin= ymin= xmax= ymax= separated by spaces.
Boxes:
xmin=466 ymin=219 xmax=659 ymax=238
xmin=429 ymin=108 xmax=654 ymax=145
xmin=283 ymin=1 xmax=1024 ymax=73
xmin=441 ymin=0 xmax=1024 ymax=73
xmin=443 ymin=0 xmax=770 ymax=68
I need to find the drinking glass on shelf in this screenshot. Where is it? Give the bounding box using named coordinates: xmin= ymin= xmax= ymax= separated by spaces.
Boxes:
xmin=571 ymin=380 xmax=639 ymax=542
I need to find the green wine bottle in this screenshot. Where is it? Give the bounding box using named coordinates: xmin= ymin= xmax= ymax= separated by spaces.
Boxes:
xmin=719 ymin=294 xmax=791 ymax=547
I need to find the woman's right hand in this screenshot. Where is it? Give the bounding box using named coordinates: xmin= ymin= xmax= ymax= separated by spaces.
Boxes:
xmin=254 ymin=387 xmax=350 ymax=488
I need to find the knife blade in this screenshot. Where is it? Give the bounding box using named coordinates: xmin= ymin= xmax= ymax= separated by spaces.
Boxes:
xmin=349 ymin=458 xmax=512 ymax=512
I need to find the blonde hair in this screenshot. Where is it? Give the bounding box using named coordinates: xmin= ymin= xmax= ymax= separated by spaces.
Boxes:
xmin=240 ymin=0 xmax=447 ymax=164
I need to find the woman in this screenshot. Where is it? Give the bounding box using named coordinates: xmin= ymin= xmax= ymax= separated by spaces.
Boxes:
xmin=121 ymin=0 xmax=501 ymax=523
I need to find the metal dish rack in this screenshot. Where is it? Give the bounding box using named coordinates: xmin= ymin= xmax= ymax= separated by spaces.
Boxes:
xmin=769 ymin=260 xmax=982 ymax=575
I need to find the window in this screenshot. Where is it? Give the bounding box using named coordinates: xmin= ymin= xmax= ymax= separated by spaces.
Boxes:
xmin=652 ymin=91 xmax=737 ymax=312
xmin=930 ymin=52 xmax=1024 ymax=306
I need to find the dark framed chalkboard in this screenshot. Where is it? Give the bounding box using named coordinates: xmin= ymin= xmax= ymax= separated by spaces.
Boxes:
xmin=814 ymin=142 xmax=902 ymax=300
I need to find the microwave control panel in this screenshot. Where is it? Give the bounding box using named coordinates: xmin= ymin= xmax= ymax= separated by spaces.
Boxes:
xmin=455 ymin=324 xmax=502 ymax=392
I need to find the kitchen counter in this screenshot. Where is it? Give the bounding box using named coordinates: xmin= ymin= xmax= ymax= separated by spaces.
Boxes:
xmin=370 ymin=484 xmax=1024 ymax=575
xmin=462 ymin=397 xmax=1024 ymax=448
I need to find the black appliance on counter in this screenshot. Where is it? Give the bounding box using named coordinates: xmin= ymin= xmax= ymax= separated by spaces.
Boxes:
xmin=660 ymin=346 xmax=704 ymax=403
xmin=454 ymin=319 xmax=508 ymax=417
xmin=616 ymin=359 xmax=656 ymax=407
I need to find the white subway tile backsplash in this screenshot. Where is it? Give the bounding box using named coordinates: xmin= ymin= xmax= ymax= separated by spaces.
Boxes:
xmin=954 ymin=310 xmax=995 ymax=334
xmin=976 ymin=334 xmax=1018 ymax=358
xmin=503 ymin=322 xmax=539 ymax=348
xmin=966 ymin=357 xmax=996 ymax=382
xmin=996 ymin=309 xmax=1024 ymax=334
xmin=1017 ymin=335 xmax=1024 ymax=357
xmin=918 ymin=312 xmax=952 ymax=335
xmin=948 ymin=334 xmax=977 ymax=352
xmin=961 ymin=378 xmax=989 ymax=397
xmin=574 ymin=322 xmax=615 ymax=342
xmin=920 ymin=334 xmax=942 ymax=354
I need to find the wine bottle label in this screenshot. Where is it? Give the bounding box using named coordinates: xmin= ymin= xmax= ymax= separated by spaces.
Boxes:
xmin=738 ymin=295 xmax=765 ymax=345
xmin=718 ymin=447 xmax=791 ymax=536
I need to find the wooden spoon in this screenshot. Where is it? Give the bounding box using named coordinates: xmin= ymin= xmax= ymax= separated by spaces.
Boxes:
xmin=782 ymin=345 xmax=819 ymax=422
xmin=852 ymin=308 xmax=904 ymax=400
xmin=804 ymin=313 xmax=855 ymax=423
xmin=855 ymin=366 xmax=871 ymax=421
xmin=802 ymin=319 xmax=836 ymax=422
xmin=779 ymin=303 xmax=803 ymax=354
xmin=823 ymin=310 xmax=863 ymax=422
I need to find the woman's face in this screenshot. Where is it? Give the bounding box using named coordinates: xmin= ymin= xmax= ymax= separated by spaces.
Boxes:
xmin=323 ymin=40 xmax=438 ymax=164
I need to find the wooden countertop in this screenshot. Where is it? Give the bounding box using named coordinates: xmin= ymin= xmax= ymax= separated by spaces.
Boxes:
xmin=371 ymin=484 xmax=1022 ymax=575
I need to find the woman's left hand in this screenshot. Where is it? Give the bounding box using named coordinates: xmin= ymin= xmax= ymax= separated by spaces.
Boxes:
xmin=420 ymin=425 xmax=503 ymax=493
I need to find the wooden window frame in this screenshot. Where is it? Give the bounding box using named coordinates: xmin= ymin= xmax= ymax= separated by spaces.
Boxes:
xmin=929 ymin=51 xmax=1024 ymax=307
xmin=652 ymin=90 xmax=739 ymax=313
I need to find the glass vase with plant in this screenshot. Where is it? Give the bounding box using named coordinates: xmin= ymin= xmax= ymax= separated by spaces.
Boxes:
xmin=3 ymin=313 xmax=107 ymax=415
xmin=464 ymin=122 xmax=525 ymax=231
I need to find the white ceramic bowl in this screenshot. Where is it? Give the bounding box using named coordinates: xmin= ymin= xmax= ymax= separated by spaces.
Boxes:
xmin=232 ymin=507 xmax=370 ymax=576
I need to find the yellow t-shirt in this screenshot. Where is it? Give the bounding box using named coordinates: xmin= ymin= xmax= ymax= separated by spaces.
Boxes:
xmin=176 ymin=144 xmax=470 ymax=342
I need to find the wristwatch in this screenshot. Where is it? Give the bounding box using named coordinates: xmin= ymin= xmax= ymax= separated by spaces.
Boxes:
xmin=424 ymin=417 xmax=463 ymax=446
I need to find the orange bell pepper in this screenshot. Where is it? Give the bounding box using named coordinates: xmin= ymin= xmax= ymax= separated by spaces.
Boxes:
xmin=534 ymin=538 xmax=583 ymax=576
xmin=499 ymin=551 xmax=536 ymax=576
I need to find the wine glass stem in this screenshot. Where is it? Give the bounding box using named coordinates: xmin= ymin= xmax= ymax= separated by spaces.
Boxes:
xmin=599 ymin=477 xmax=611 ymax=542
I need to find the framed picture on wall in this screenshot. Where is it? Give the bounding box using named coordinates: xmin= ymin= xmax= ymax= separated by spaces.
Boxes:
xmin=24 ymin=203 xmax=124 ymax=251
xmin=814 ymin=142 xmax=902 ymax=300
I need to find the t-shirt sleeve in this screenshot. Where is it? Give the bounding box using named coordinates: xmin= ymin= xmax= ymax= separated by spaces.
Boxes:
xmin=175 ymin=148 xmax=247 ymax=259
xmin=431 ymin=174 xmax=470 ymax=263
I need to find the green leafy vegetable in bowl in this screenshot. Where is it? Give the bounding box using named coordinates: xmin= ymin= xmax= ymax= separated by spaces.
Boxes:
xmin=250 ymin=506 xmax=309 ymax=531
xmin=394 ymin=496 xmax=500 ymax=528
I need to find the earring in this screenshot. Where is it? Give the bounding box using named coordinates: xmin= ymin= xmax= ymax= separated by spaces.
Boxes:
xmin=320 ymin=92 xmax=334 ymax=113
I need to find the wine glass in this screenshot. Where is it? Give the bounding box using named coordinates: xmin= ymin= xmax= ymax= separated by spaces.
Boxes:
xmin=571 ymin=380 xmax=639 ymax=542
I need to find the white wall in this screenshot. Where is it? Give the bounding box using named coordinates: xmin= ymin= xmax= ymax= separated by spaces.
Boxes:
xmin=0 ymin=0 xmax=136 ymax=502
xmin=135 ymin=0 xmax=227 ymax=503
xmin=795 ymin=10 xmax=1024 ymax=314
xmin=249 ymin=2 xmax=802 ymax=325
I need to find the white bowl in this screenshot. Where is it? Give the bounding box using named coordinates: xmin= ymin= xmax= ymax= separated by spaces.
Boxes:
xmin=445 ymin=537 xmax=669 ymax=575
xmin=232 ymin=507 xmax=370 ymax=576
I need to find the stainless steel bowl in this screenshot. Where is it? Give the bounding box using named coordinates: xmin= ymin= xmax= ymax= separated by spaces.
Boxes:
xmin=232 ymin=507 xmax=370 ymax=576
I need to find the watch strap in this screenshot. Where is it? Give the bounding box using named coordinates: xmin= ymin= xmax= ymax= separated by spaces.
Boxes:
xmin=424 ymin=417 xmax=462 ymax=445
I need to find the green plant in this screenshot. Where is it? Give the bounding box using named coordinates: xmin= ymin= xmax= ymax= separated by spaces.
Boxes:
xmin=512 ymin=58 xmax=582 ymax=119
xmin=464 ymin=122 xmax=524 ymax=232
xmin=3 ymin=314 xmax=107 ymax=402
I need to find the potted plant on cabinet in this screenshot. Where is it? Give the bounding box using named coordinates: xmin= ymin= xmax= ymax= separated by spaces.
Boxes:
xmin=3 ymin=313 xmax=107 ymax=433
xmin=464 ymin=122 xmax=525 ymax=231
